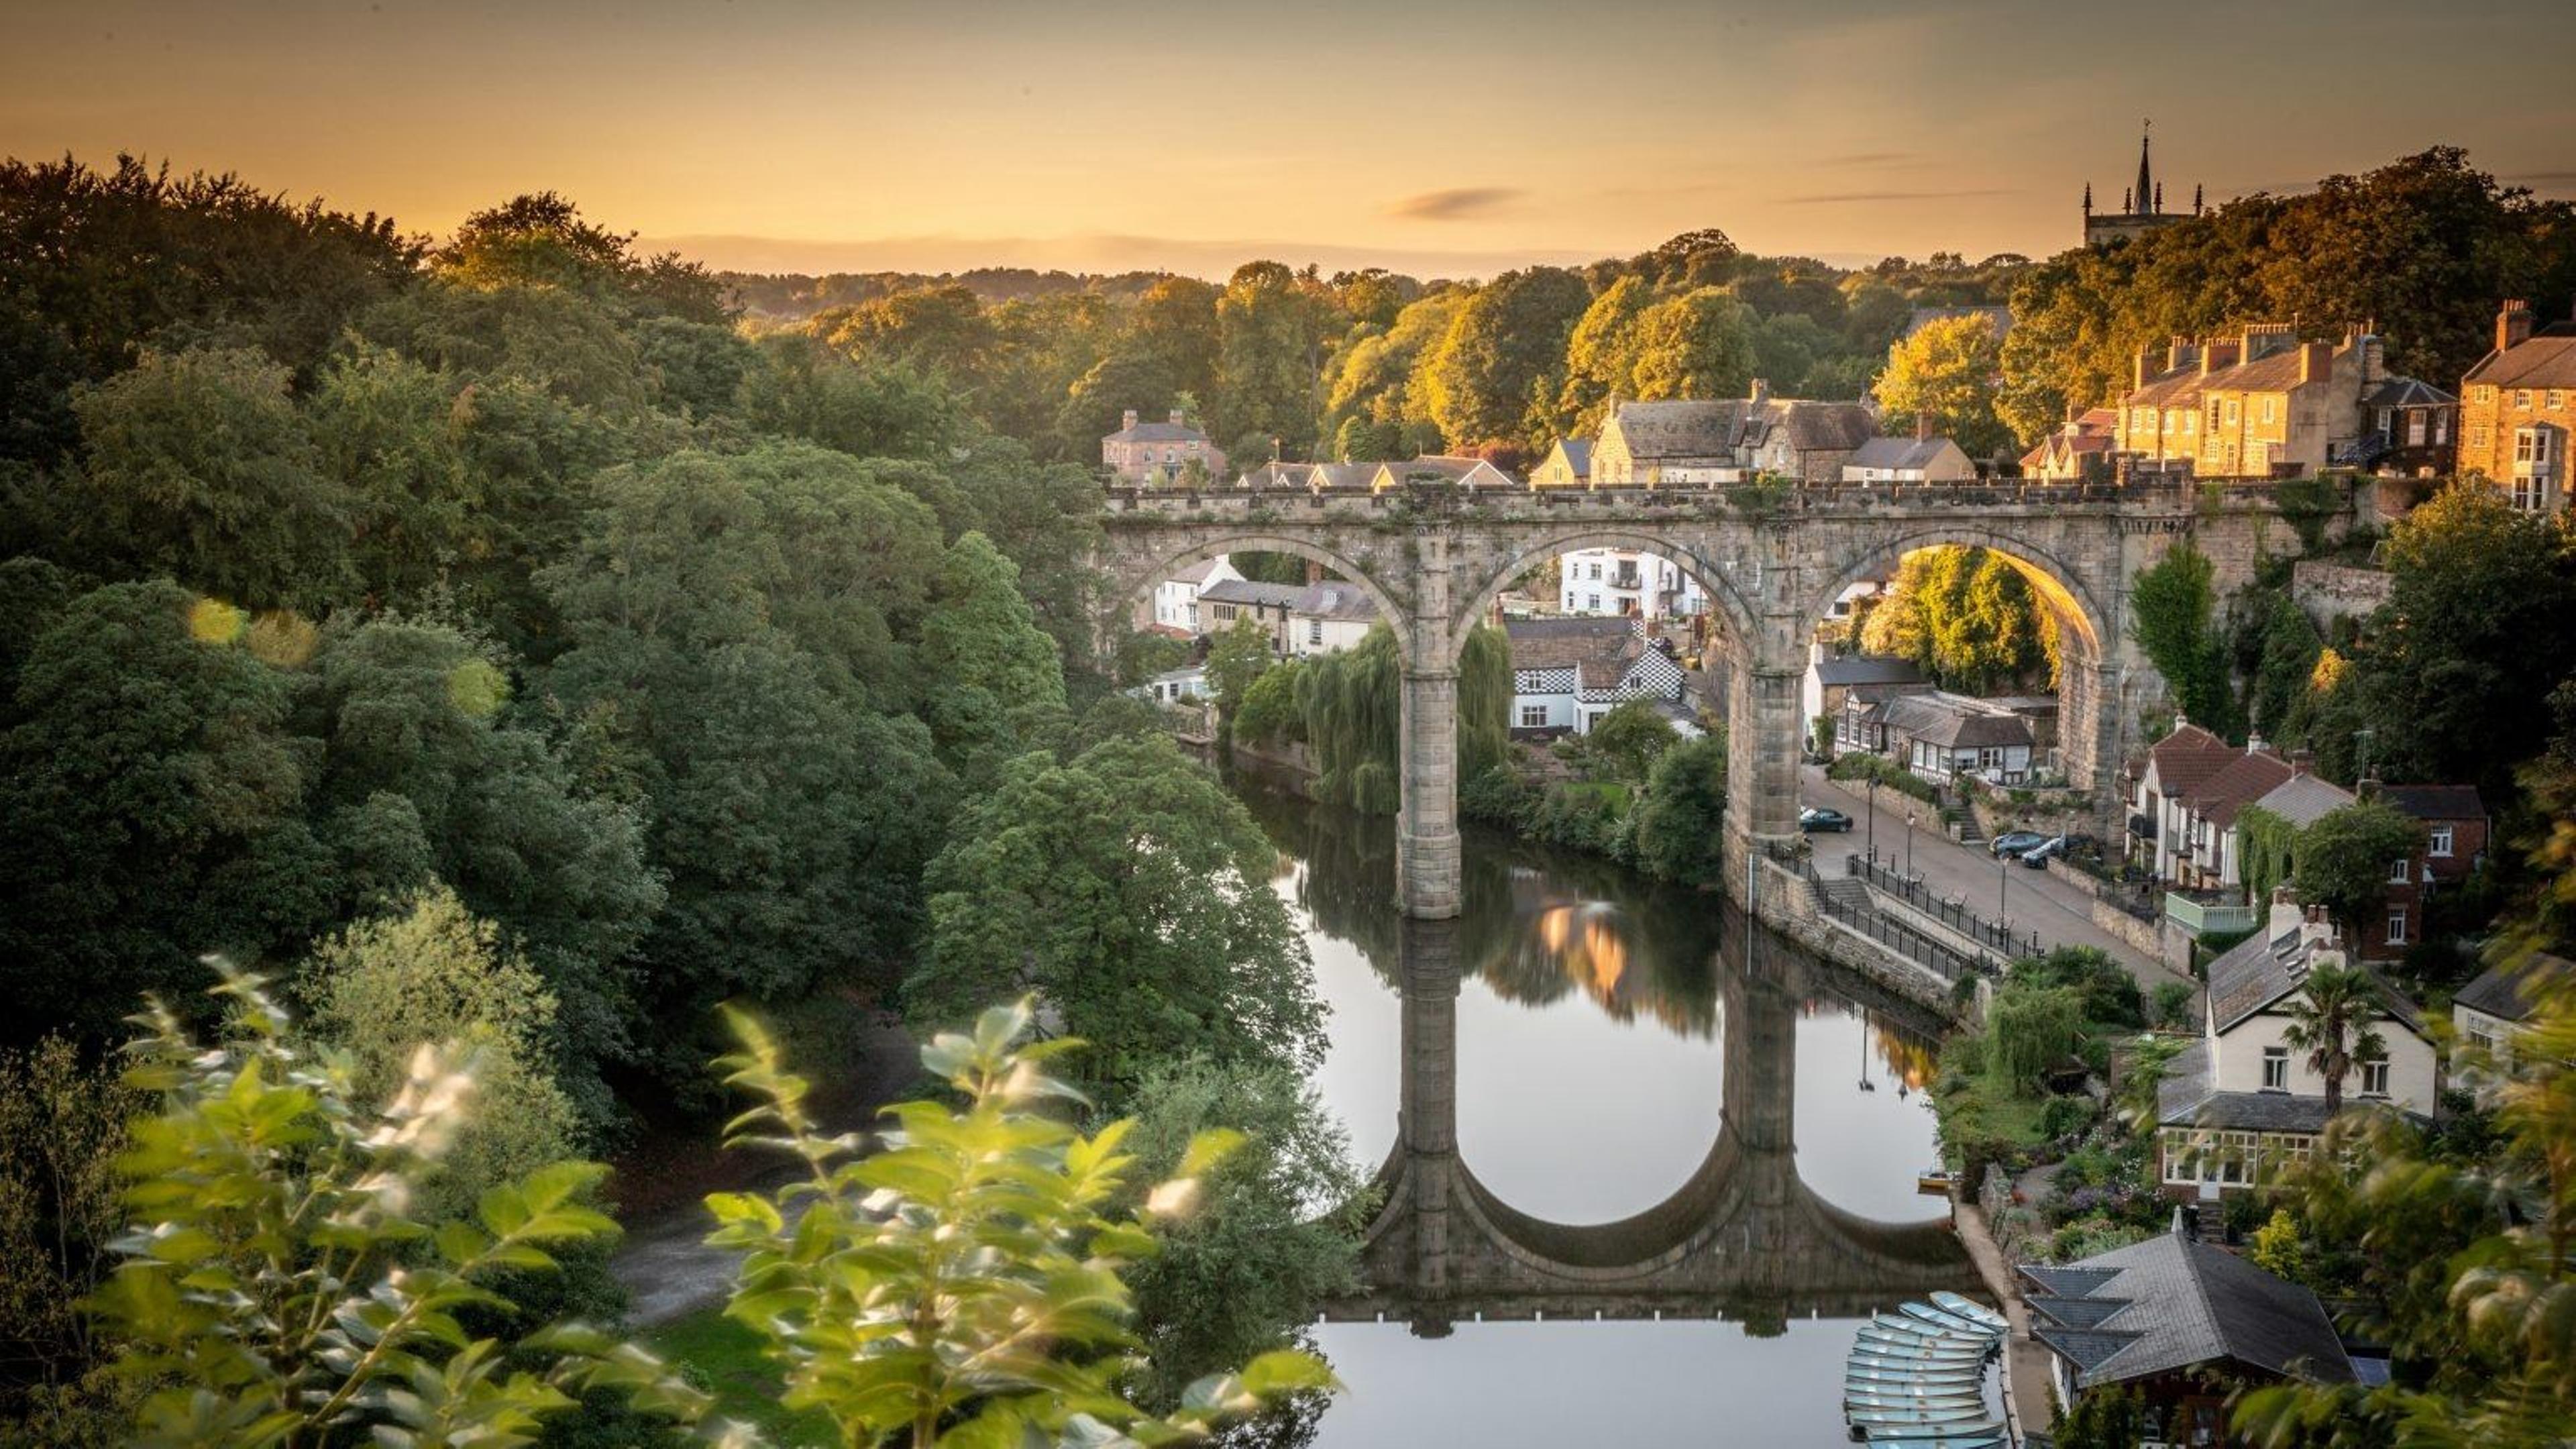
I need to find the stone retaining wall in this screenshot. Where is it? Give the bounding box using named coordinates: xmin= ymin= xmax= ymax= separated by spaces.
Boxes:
xmin=1756 ymin=861 xmax=1968 ymax=1023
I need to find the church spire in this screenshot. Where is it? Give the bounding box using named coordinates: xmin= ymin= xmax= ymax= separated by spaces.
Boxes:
xmin=2136 ymin=120 xmax=2155 ymax=215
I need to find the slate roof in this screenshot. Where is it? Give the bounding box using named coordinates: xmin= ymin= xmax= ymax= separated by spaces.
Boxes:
xmin=2361 ymin=377 xmax=2456 ymax=409
xmin=1541 ymin=438 xmax=1592 ymax=479
xmin=1606 ymin=400 xmax=1740 ymax=460
xmin=1813 ymin=655 xmax=1927 ymax=688
xmin=2202 ymin=922 xmax=2426 ymax=1035
xmin=1379 ymin=455 xmax=1515 ymax=488
xmin=1236 ymin=462 xmax=1316 ymax=488
xmin=1878 ymin=692 xmax=2032 ymax=750
xmin=1198 ymin=580 xmax=1305 ymax=609
xmin=2380 ymin=784 xmax=2485 ymax=823
xmin=1505 ymin=616 xmax=1638 ymax=672
xmin=1169 ymin=557 xmax=1230 ymax=586
xmin=1748 ymin=399 xmax=1880 ymax=453
xmin=1106 ymin=420 xmax=1211 ymax=443
xmin=1290 ymin=581 xmax=1379 ymax=622
xmin=2019 ymin=1265 xmax=2124 ymax=1298
xmin=2019 ymin=1230 xmax=2356 ymax=1390
xmin=2454 ymin=954 xmax=2567 ymax=1025
xmin=2250 ymin=773 xmax=2355 ymax=828
xmin=2464 ymin=322 xmax=2576 ymax=390
xmin=1847 ymin=436 xmax=1963 ymax=472
xmin=2126 ymin=363 xmax=2207 ymax=411
xmin=1305 ymin=462 xmax=1381 ymax=489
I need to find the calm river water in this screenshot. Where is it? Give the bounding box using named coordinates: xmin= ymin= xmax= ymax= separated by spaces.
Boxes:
xmin=1231 ymin=780 xmax=1970 ymax=1448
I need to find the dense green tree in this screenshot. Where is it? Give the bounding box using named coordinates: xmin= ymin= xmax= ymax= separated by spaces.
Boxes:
xmin=1582 ymin=698 xmax=1681 ymax=785
xmin=2130 ymin=541 xmax=2235 ymax=734
xmin=1874 ymin=311 xmax=2008 ymax=458
xmin=1632 ymin=731 xmax=1730 ymax=888
xmin=2293 ymin=800 xmax=2424 ymax=959
xmin=1862 ymin=546 xmax=2055 ymax=695
xmin=1626 ymin=287 xmax=1758 ymax=403
xmin=0 ymin=581 xmax=333 ymax=1043
xmin=1116 ymin=1057 xmax=1364 ymax=1410
xmin=1421 ymin=266 xmax=1589 ymax=450
xmin=912 ymin=531 xmax=1068 ymax=782
xmin=60 ymin=346 xmax=354 ymax=610
xmin=1204 ymin=613 xmax=1278 ymax=719
xmin=1555 ymin=275 xmax=1652 ymax=431
xmin=1215 ymin=262 xmax=1330 ymax=455
xmin=909 ymin=734 xmax=1324 ymax=1093
xmin=816 ymin=282 xmax=994 ymax=381
xmin=0 ymin=1034 xmax=140 ymax=1442
xmin=435 ymin=190 xmax=727 ymax=325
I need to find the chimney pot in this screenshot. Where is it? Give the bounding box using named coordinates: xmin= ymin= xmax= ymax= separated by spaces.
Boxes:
xmin=1170 ymin=408 xmax=1186 ymax=427
xmin=1122 ymin=409 xmax=1138 ymax=431
xmin=1916 ymin=411 xmax=1934 ymax=442
xmin=1749 ymin=378 xmax=1771 ymax=406
xmin=2500 ymin=299 xmax=2536 ymax=355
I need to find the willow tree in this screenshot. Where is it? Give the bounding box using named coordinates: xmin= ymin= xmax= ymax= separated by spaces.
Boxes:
xmin=1295 ymin=623 xmax=1509 ymax=816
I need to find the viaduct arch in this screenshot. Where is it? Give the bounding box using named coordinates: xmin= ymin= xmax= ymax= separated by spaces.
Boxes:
xmin=1097 ymin=475 xmax=2348 ymax=921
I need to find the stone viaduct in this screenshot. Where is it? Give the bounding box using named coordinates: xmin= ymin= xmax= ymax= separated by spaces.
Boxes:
xmin=1329 ymin=917 xmax=1978 ymax=1334
xmin=1097 ymin=474 xmax=2349 ymax=922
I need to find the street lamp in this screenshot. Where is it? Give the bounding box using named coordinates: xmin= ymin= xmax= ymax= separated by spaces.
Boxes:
xmin=1998 ymin=853 xmax=2009 ymax=937
xmin=1866 ymin=777 xmax=1879 ymax=863
xmin=1906 ymin=811 xmax=1917 ymax=877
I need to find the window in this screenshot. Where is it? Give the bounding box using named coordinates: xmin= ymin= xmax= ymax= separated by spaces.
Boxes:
xmin=2516 ymin=427 xmax=2558 ymax=474
xmin=2516 ymin=476 xmax=2548 ymax=512
xmin=2261 ymin=398 xmax=2277 ymax=425
xmin=2390 ymin=857 xmax=2411 ymax=884
xmin=1589 ymin=563 xmax=1603 ymax=580
xmin=2360 ymin=1059 xmax=2392 ymax=1097
xmin=2429 ymin=825 xmax=2455 ymax=857
xmin=2376 ymin=407 xmax=2393 ymax=433
xmin=2467 ymin=1027 xmax=2494 ymax=1053
xmin=2387 ymin=906 xmax=2408 ymax=945
xmin=2471 ymin=425 xmax=2491 ymax=449
xmin=1307 ymin=619 xmax=1322 ymax=645
xmin=1586 ymin=594 xmax=1601 ymax=612
xmin=2408 ymin=411 xmax=2427 ymax=446
xmin=2474 ymin=385 xmax=2496 ymax=405
xmin=2436 ymin=413 xmax=2449 ymax=443
xmin=2553 ymin=390 xmax=2568 ymax=412
xmin=2224 ymin=399 xmax=2241 ymax=425
xmin=2262 ymin=1046 xmax=2289 ymax=1090
xmin=2516 ymin=390 xmax=2534 ymax=411
xmin=1519 ymin=705 xmax=1548 ymax=729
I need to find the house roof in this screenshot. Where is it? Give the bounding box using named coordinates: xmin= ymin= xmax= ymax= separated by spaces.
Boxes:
xmin=1847 ymin=435 xmax=1963 ymax=472
xmin=1813 ymin=654 xmax=1927 ymax=688
xmin=1878 ymin=692 xmax=2032 ymax=750
xmin=2188 ymin=749 xmax=2294 ymax=828
xmin=1605 ymin=400 xmax=1740 ymax=460
xmin=1543 ymin=438 xmax=1593 ymax=478
xmin=1505 ymin=616 xmax=1638 ymax=672
xmin=2142 ymin=723 xmax=2239 ymax=796
xmin=2203 ymin=922 xmax=2427 ymax=1035
xmin=1106 ymin=421 xmax=1212 ymax=444
xmin=2361 ymin=377 xmax=2456 ymax=409
xmin=2251 ymin=773 xmax=2356 ymax=828
xmin=2126 ymin=363 xmax=2206 ymax=411
xmin=2020 ymin=1230 xmax=2356 ymax=1390
xmin=1198 ymin=579 xmax=1306 ymax=609
xmin=1236 ymin=462 xmax=1315 ymax=488
xmin=2464 ymin=322 xmax=2576 ymax=390
xmin=1377 ymin=455 xmax=1516 ymax=488
xmin=1290 ymin=581 xmax=1379 ymax=622
xmin=1750 ymin=399 xmax=1880 ymax=453
xmin=2379 ymin=784 xmax=2485 ymax=824
xmin=1170 ymin=557 xmax=1230 ymax=586
xmin=1306 ymin=462 xmax=1381 ymax=488
xmin=2454 ymin=954 xmax=2567 ymax=1025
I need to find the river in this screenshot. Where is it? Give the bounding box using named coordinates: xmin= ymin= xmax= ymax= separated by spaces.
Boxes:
xmin=1230 ymin=779 xmax=1978 ymax=1448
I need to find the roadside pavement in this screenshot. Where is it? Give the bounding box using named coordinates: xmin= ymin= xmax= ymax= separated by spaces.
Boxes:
xmin=1801 ymin=764 xmax=2190 ymax=991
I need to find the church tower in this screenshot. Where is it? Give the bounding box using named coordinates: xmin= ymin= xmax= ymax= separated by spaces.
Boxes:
xmin=2084 ymin=123 xmax=2195 ymax=247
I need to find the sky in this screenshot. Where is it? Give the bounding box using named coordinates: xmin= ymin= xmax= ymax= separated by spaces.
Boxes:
xmin=5 ymin=0 xmax=2572 ymax=279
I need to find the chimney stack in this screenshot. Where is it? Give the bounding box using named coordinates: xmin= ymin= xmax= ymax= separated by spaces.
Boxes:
xmin=2298 ymin=340 xmax=2331 ymax=384
xmin=1749 ymin=378 xmax=1772 ymax=407
xmin=2500 ymin=299 xmax=2535 ymax=355
xmin=1916 ymin=411 xmax=1935 ymax=442
xmin=2290 ymin=748 xmax=2314 ymax=777
xmin=1169 ymin=408 xmax=1186 ymax=427
xmin=1122 ymin=409 xmax=1138 ymax=431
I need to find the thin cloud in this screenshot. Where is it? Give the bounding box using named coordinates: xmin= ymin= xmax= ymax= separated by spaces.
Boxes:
xmin=1385 ymin=186 xmax=1527 ymax=221
xmin=1813 ymin=152 xmax=1923 ymax=168
xmin=2508 ymin=170 xmax=2576 ymax=184
xmin=1782 ymin=189 xmax=2015 ymax=205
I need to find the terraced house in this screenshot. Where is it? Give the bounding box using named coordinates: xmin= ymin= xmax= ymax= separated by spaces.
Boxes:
xmin=2461 ymin=299 xmax=2576 ymax=511
xmin=2114 ymin=324 xmax=2449 ymax=478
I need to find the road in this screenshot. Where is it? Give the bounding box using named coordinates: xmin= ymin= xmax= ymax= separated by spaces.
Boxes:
xmin=1800 ymin=765 xmax=2188 ymax=989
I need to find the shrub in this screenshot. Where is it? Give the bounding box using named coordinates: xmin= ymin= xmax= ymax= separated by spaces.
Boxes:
xmin=2152 ymin=980 xmax=2198 ymax=1030
xmin=2039 ymin=1093 xmax=2096 ymax=1142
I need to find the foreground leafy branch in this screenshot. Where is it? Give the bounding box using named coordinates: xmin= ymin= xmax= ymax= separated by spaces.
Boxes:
xmin=706 ymin=1000 xmax=1336 ymax=1448
xmin=91 ymin=961 xmax=734 ymax=1448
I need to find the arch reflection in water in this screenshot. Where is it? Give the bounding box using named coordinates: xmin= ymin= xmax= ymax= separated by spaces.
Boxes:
xmin=1342 ymin=915 xmax=1980 ymax=1338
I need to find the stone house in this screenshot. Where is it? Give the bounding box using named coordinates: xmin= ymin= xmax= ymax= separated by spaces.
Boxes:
xmin=1558 ymin=547 xmax=1703 ymax=621
xmin=2452 ymin=953 xmax=2564 ymax=1100
xmin=1103 ymin=408 xmax=1226 ymax=486
xmin=2113 ymin=324 xmax=2442 ymax=479
xmin=1528 ymin=438 xmax=1591 ymax=488
xmin=1286 ymin=580 xmax=1378 ymax=657
xmin=1800 ymin=645 xmax=1925 ymax=753
xmin=1589 ymin=383 xmax=1878 ymax=486
xmin=1503 ymin=617 xmax=1686 ymax=736
xmin=1860 ymin=690 xmax=2036 ymax=785
xmin=2157 ymin=893 xmax=2438 ymax=1200
xmin=2459 ymin=299 xmax=2576 ymax=512
xmin=1366 ymin=455 xmax=1517 ymax=492
xmin=1839 ymin=433 xmax=1975 ymax=484
xmin=2019 ymin=407 xmax=2119 ymax=483
xmin=1195 ymin=578 xmax=1304 ymax=654
xmin=2022 ymin=1226 xmax=2355 ymax=1448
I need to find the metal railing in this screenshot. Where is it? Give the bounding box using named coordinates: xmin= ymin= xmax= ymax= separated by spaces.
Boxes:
xmin=1849 ymin=849 xmax=2045 ymax=960
xmin=1811 ymin=871 xmax=1996 ymax=983
xmin=2163 ymin=892 xmax=2259 ymax=935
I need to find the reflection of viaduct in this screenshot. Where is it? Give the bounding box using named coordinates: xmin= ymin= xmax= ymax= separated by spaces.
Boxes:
xmin=1100 ymin=478 xmax=2351 ymax=920
xmin=1332 ymin=918 xmax=1980 ymax=1335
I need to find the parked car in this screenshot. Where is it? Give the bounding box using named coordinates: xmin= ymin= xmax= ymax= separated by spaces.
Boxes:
xmin=1799 ymin=807 xmax=1854 ymax=833
xmin=1990 ymin=830 xmax=2048 ymax=858
xmin=2020 ymin=835 xmax=2068 ymax=867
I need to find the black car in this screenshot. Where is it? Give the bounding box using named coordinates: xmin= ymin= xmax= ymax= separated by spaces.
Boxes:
xmin=1799 ymin=807 xmax=1854 ymax=833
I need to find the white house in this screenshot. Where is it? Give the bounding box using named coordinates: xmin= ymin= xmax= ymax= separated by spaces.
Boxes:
xmin=1287 ymin=580 xmax=1379 ymax=657
xmin=1839 ymin=433 xmax=1976 ymax=483
xmin=1148 ymin=555 xmax=1243 ymax=635
xmin=1130 ymin=665 xmax=1210 ymax=706
xmin=2158 ymin=894 xmax=2438 ymax=1198
xmin=2127 ymin=723 xmax=2240 ymax=883
xmin=1503 ymin=617 xmax=1686 ymax=735
xmin=1860 ymin=690 xmax=2036 ymax=784
xmin=1801 ymin=645 xmax=1926 ymax=753
xmin=1558 ymin=547 xmax=1705 ymax=621
xmin=2451 ymin=954 xmax=2562 ymax=1101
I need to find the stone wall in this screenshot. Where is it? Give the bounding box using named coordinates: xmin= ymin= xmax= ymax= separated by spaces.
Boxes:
xmin=2291 ymin=559 xmax=2392 ymax=631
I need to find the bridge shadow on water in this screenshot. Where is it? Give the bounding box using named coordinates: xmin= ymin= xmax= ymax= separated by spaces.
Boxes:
xmin=1232 ymin=775 xmax=1978 ymax=1338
